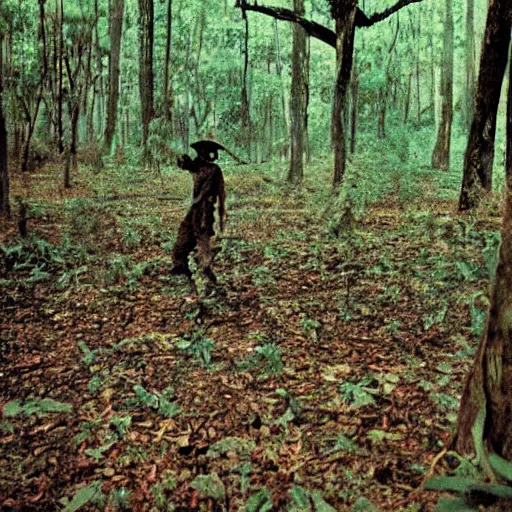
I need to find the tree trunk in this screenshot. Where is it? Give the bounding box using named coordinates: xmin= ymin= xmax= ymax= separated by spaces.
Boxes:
xmin=465 ymin=0 xmax=476 ymax=132
xmin=57 ymin=0 xmax=64 ymax=153
xmin=415 ymin=14 xmax=421 ymax=127
xmin=103 ymin=0 xmax=125 ymax=154
xmin=458 ymin=1 xmax=511 ymax=211
xmin=305 ymin=36 xmax=311 ymax=164
xmin=506 ymin=47 xmax=512 ymax=179
xmin=350 ymin=61 xmax=359 ymax=154
xmin=163 ymin=0 xmax=173 ymax=120
xmin=94 ymin=0 xmax=105 ymax=139
xmin=241 ymin=12 xmax=252 ymax=160
xmin=287 ymin=0 xmax=307 ymax=184
xmin=431 ymin=0 xmax=454 ymax=171
xmin=331 ymin=1 xmax=357 ymax=189
xmin=138 ymin=0 xmax=154 ymax=148
xmin=0 ymin=29 xmax=10 ymax=217
xmin=274 ymin=20 xmax=289 ymax=149
xmin=404 ymin=72 xmax=412 ymax=123
xmin=455 ymin=169 xmax=512 ymax=466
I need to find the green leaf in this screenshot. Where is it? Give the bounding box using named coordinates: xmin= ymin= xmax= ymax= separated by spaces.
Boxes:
xmin=351 ymin=497 xmax=379 ymax=511
xmin=311 ymin=491 xmax=337 ymax=512
xmin=424 ymin=477 xmax=474 ymax=493
xmin=289 ymin=485 xmax=310 ymax=508
xmin=85 ymin=441 xmax=115 ymax=462
xmin=3 ymin=398 xmax=72 ymax=417
xmin=333 ymin=434 xmax=359 ymax=454
xmin=190 ymin=473 xmax=225 ymax=499
xmin=245 ymin=488 xmax=273 ymax=512
xmin=367 ymin=429 xmax=402 ymax=444
xmin=63 ymin=481 xmax=102 ymax=512
xmin=207 ymin=437 xmax=254 ymax=458
xmin=34 ymin=399 xmax=73 ymax=414
xmin=489 ymin=453 xmax=512 ymax=482
xmin=3 ymin=400 xmax=23 ymax=417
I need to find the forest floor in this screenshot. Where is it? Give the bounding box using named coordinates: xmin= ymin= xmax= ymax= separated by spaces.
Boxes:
xmin=0 ymin=154 xmax=503 ymax=512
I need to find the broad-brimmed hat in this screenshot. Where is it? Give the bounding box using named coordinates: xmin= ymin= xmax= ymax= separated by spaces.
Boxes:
xmin=191 ymin=140 xmax=226 ymax=154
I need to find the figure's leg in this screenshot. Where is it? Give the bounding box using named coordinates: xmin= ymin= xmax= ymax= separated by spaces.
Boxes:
xmin=171 ymin=215 xmax=196 ymax=282
xmin=196 ymin=234 xmax=217 ymax=292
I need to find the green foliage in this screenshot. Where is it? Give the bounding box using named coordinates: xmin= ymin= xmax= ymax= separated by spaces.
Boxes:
xmin=129 ymin=385 xmax=180 ymax=418
xmin=3 ymin=398 xmax=72 ymax=418
xmin=207 ymin=437 xmax=255 ymax=458
xmin=190 ymin=473 xmax=225 ymax=500
xmin=177 ymin=330 xmax=217 ymax=368
xmin=150 ymin=470 xmax=177 ymax=509
xmin=246 ymin=488 xmax=273 ymax=512
xmin=239 ymin=341 xmax=283 ymax=376
xmin=333 ymin=434 xmax=359 ymax=454
xmin=427 ymin=454 xmax=512 ymax=510
xmin=108 ymin=487 xmax=131 ymax=510
xmin=469 ymin=293 xmax=489 ymax=338
xmin=1 ymin=236 xmax=89 ymax=287
xmin=339 ymin=376 xmax=377 ymax=407
xmin=489 ymin=453 xmax=512 ymax=482
xmin=351 ymin=497 xmax=380 ymax=512
xmin=288 ymin=486 xmax=336 ymax=511
xmin=85 ymin=440 xmax=116 ymax=462
xmin=110 ymin=415 xmax=132 ymax=438
xmin=61 ymin=481 xmax=104 ymax=512
xmin=105 ymin=255 xmax=154 ymax=290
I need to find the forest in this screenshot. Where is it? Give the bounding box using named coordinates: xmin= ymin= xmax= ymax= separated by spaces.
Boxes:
xmin=1 ymin=0 xmax=512 ymax=510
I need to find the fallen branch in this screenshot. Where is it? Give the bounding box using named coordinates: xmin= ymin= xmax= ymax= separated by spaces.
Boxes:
xmin=223 ymin=146 xmax=249 ymax=165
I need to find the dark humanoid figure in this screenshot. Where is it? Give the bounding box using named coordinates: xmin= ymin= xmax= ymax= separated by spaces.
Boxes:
xmin=171 ymin=140 xmax=226 ymax=291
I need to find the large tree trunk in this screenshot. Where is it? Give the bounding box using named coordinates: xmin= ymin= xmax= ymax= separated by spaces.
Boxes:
xmin=273 ymin=19 xmax=289 ymax=159
xmin=464 ymin=0 xmax=476 ymax=132
xmin=506 ymin=47 xmax=512 ymax=179
xmin=0 ymin=29 xmax=10 ymax=217
xmin=331 ymin=1 xmax=357 ymax=189
xmin=57 ymin=0 xmax=64 ymax=154
xmin=163 ymin=0 xmax=173 ymax=120
xmin=455 ymin=168 xmax=512 ymax=464
xmin=431 ymin=0 xmax=454 ymax=171
xmin=241 ymin=12 xmax=252 ymax=161
xmin=287 ymin=0 xmax=307 ymax=184
xmin=103 ymin=0 xmax=125 ymax=154
xmin=138 ymin=0 xmax=154 ymax=148
xmin=458 ymin=1 xmax=511 ymax=211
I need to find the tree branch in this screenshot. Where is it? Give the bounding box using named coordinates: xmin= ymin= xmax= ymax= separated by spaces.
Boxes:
xmin=355 ymin=0 xmax=423 ymax=27
xmin=236 ymin=0 xmax=423 ymax=48
xmin=237 ymin=0 xmax=336 ymax=48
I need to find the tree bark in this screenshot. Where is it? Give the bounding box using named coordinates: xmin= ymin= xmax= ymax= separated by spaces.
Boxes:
xmin=458 ymin=1 xmax=511 ymax=211
xmin=465 ymin=0 xmax=476 ymax=132
xmin=287 ymin=0 xmax=307 ymax=184
xmin=0 ymin=25 xmax=10 ymax=217
xmin=455 ymin=168 xmax=512 ymax=464
xmin=103 ymin=0 xmax=125 ymax=154
xmin=57 ymin=0 xmax=64 ymax=154
xmin=350 ymin=61 xmax=359 ymax=153
xmin=273 ymin=19 xmax=289 ymax=153
xmin=431 ymin=0 xmax=454 ymax=170
xmin=331 ymin=1 xmax=357 ymax=189
xmin=241 ymin=10 xmax=252 ymax=160
xmin=237 ymin=0 xmax=422 ymax=47
xmin=163 ymin=0 xmax=173 ymax=120
xmin=506 ymin=47 xmax=512 ymax=179
xmin=138 ymin=0 xmax=154 ymax=148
